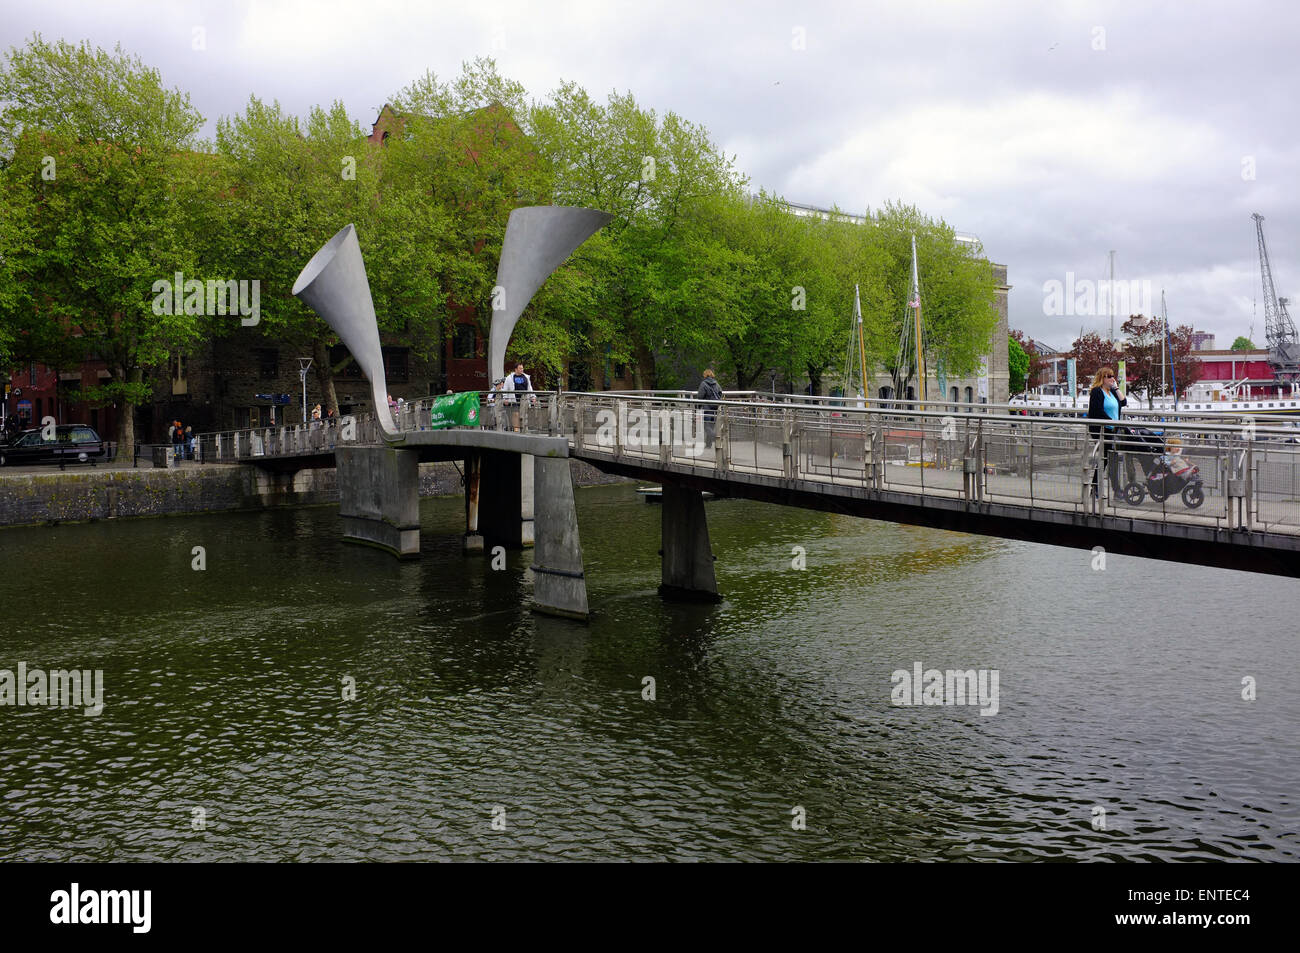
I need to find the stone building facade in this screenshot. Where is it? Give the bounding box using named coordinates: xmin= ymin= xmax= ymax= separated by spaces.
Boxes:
xmin=143 ymin=331 xmax=441 ymax=439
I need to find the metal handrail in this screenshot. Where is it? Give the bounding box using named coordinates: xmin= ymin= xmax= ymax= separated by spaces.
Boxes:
xmin=537 ymin=391 xmax=1300 ymax=536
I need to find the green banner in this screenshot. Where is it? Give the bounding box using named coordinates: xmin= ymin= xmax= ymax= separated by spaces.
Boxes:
xmin=428 ymin=392 xmax=481 ymax=430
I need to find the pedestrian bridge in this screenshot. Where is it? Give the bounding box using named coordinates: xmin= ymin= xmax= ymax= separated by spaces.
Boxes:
xmin=203 ymin=391 xmax=1300 ymax=617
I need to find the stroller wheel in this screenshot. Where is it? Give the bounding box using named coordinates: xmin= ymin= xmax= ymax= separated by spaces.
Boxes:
xmin=1148 ymin=483 xmax=1168 ymax=503
xmin=1181 ymin=483 xmax=1205 ymax=509
xmin=1123 ymin=483 xmax=1145 ymax=505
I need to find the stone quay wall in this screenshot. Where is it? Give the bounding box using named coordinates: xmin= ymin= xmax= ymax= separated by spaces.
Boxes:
xmin=0 ymin=459 xmax=629 ymax=529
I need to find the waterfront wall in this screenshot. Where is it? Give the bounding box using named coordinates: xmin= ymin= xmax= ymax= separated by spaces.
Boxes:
xmin=0 ymin=460 xmax=628 ymax=529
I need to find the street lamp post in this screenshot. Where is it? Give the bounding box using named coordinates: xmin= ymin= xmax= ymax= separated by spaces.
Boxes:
xmin=298 ymin=358 xmax=313 ymax=423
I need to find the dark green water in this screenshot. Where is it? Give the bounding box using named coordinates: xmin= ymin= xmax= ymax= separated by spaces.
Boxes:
xmin=0 ymin=483 xmax=1296 ymax=861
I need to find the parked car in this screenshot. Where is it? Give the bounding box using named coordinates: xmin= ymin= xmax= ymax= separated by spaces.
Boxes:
xmin=0 ymin=425 xmax=108 ymax=468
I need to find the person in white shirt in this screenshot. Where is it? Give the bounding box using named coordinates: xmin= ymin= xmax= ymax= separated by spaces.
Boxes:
xmin=501 ymin=363 xmax=536 ymax=431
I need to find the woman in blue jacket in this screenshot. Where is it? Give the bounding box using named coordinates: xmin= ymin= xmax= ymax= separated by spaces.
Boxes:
xmin=1086 ymin=366 xmax=1128 ymax=496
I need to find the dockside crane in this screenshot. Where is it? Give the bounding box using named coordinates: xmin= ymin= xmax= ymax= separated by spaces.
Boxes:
xmin=1252 ymin=212 xmax=1300 ymax=382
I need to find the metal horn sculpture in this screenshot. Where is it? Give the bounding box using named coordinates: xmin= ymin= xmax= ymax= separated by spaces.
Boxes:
xmin=292 ymin=224 xmax=398 ymax=437
xmin=488 ymin=206 xmax=614 ymax=382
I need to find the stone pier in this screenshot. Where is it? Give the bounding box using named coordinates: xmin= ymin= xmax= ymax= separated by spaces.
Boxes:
xmin=337 ymin=445 xmax=421 ymax=557
xmin=530 ymin=456 xmax=589 ymax=620
xmin=658 ymin=483 xmax=720 ymax=602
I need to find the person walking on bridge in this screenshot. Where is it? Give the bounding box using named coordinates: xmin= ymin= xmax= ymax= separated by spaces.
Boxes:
xmin=502 ymin=362 xmax=535 ymax=432
xmin=697 ymin=368 xmax=723 ymax=448
xmin=1086 ymin=366 xmax=1129 ymax=498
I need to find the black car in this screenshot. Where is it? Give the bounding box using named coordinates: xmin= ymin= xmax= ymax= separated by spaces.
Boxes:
xmin=0 ymin=425 xmax=109 ymax=468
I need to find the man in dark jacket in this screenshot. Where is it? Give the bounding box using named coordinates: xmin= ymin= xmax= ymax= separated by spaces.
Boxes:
xmin=697 ymin=369 xmax=723 ymax=448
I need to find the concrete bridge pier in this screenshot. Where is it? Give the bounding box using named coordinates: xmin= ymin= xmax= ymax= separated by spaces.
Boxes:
xmin=463 ymin=452 xmax=483 ymax=552
xmin=531 ymin=455 xmax=589 ymax=620
xmin=337 ymin=445 xmax=420 ymax=557
xmin=658 ymin=483 xmax=721 ymax=602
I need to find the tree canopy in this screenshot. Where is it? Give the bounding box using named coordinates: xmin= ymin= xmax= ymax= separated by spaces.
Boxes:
xmin=0 ymin=34 xmax=207 ymax=448
xmin=0 ymin=38 xmax=1007 ymax=435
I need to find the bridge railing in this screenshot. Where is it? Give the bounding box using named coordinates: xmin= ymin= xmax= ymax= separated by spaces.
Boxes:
xmin=154 ymin=392 xmax=564 ymax=464
xmin=597 ymin=388 xmax=1300 ymax=428
xmin=542 ymin=392 xmax=1300 ymax=535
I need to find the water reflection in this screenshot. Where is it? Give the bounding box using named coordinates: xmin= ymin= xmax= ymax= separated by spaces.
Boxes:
xmin=0 ymin=482 xmax=1295 ymax=861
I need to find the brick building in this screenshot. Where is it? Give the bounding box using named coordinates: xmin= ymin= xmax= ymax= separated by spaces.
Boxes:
xmin=2 ymin=357 xmax=120 ymax=439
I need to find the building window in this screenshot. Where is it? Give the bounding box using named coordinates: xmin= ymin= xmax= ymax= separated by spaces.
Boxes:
xmin=878 ymin=386 xmax=893 ymax=400
xmin=614 ymin=362 xmax=628 ymax=380
xmin=256 ymin=348 xmax=278 ymax=381
xmin=452 ymin=324 xmax=477 ymax=360
xmin=965 ymin=387 xmax=973 ymax=403
xmin=329 ymin=344 xmax=363 ymax=378
xmin=29 ymin=362 xmax=36 ymax=386
xmin=383 ymin=347 xmax=409 ymax=384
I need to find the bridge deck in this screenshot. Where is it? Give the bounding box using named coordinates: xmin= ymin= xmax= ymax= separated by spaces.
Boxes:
xmin=189 ymin=393 xmax=1300 ymax=574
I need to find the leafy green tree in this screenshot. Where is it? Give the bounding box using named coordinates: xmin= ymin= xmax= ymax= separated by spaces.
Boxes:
xmin=1009 ymin=328 xmax=1045 ymax=391
xmin=0 ymin=35 xmax=206 ymax=450
xmin=530 ymin=82 xmax=744 ymax=388
xmin=817 ymin=208 xmax=891 ymax=396
xmin=1231 ymin=335 xmax=1255 ymax=351
xmin=1008 ymin=335 xmax=1029 ymax=394
xmin=864 ymin=202 xmax=999 ymax=399
xmin=676 ymin=191 xmax=849 ymax=391
xmin=214 ymin=97 xmax=412 ymax=413
xmin=388 ymin=59 xmax=552 ymax=384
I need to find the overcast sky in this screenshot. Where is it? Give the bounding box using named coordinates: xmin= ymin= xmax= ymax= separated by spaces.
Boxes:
xmin=3 ymin=0 xmax=1298 ymax=350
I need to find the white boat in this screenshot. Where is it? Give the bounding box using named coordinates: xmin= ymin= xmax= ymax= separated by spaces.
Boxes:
xmin=1012 ymin=383 xmax=1300 ymax=417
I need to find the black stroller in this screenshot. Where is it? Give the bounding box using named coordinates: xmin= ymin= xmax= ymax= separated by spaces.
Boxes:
xmin=1116 ymin=427 xmax=1205 ymax=509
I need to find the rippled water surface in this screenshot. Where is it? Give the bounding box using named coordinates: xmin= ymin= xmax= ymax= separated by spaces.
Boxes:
xmin=1 ymin=483 xmax=1296 ymax=861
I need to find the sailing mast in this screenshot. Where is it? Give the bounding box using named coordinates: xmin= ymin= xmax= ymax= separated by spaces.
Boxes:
xmin=1162 ymin=290 xmax=1178 ymax=411
xmin=855 ymin=284 xmax=868 ymax=405
xmin=909 ymin=234 xmax=927 ymax=401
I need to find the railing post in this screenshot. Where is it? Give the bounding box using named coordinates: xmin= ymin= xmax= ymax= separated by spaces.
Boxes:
xmin=964 ymin=422 xmax=982 ymax=502
xmin=716 ymin=404 xmax=729 ymax=474
xmin=870 ymin=417 xmax=883 ymax=489
xmin=1028 ymin=425 xmax=1035 ymax=504
xmin=782 ymin=409 xmax=794 ymax=480
xmin=1246 ymin=443 xmax=1256 ymax=530
xmin=1082 ymin=436 xmax=1102 ymax=513
xmin=1227 ymin=444 xmax=1247 ymax=530
xmin=659 ymin=401 xmax=672 ymax=465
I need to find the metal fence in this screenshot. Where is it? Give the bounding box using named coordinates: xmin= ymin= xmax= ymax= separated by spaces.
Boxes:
xmin=543 ymin=392 xmax=1300 ymax=536
xmin=132 ymin=389 xmax=1300 ymax=536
